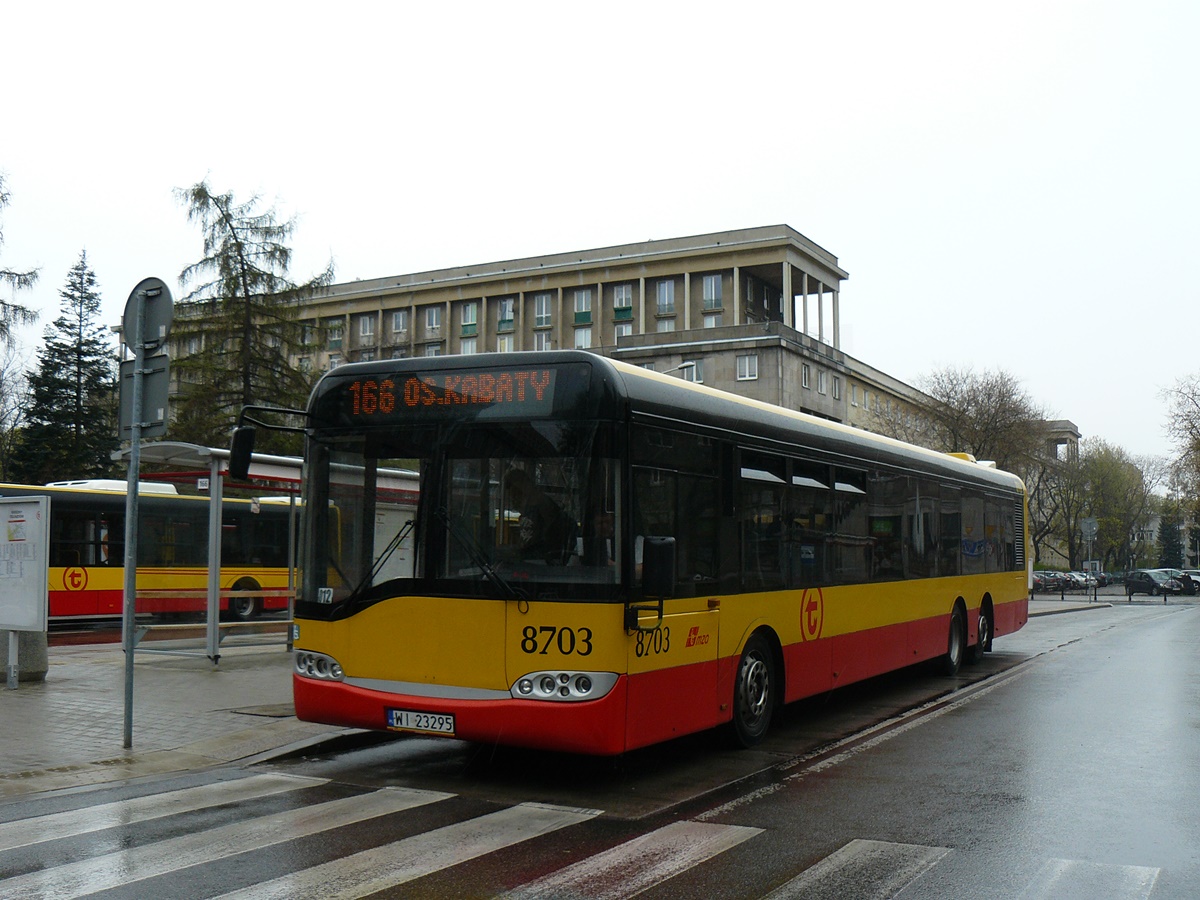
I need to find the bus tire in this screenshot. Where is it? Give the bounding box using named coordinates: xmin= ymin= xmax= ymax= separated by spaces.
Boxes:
xmin=966 ymin=604 xmax=992 ymax=664
xmin=938 ymin=605 xmax=966 ymax=676
xmin=730 ymin=632 xmax=775 ymax=748
xmin=226 ymin=579 xmax=262 ymax=621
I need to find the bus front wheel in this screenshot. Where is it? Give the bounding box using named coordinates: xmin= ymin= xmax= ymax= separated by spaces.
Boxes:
xmin=731 ymin=633 xmax=775 ymax=748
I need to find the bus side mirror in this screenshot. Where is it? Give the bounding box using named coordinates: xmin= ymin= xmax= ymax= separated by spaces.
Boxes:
xmin=229 ymin=426 xmax=256 ymax=481
xmin=642 ymin=536 xmax=676 ymax=598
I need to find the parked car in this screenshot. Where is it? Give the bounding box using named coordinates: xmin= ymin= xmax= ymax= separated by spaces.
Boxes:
xmin=1033 ymin=570 xmax=1068 ymax=592
xmin=1156 ymin=568 xmax=1198 ymax=595
xmin=1125 ymin=569 xmax=1183 ymax=597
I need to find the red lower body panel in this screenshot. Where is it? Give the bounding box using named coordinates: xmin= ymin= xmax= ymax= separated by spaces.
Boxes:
xmin=294 ymin=674 xmax=632 ymax=756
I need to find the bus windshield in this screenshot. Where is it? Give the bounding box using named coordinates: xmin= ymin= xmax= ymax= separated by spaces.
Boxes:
xmin=300 ymin=419 xmax=622 ymax=612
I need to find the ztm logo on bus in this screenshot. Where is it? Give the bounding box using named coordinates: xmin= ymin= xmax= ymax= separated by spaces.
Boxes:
xmin=800 ymin=588 xmax=824 ymax=641
xmin=685 ymin=626 xmax=710 ymax=648
xmin=64 ymin=567 xmax=88 ymax=591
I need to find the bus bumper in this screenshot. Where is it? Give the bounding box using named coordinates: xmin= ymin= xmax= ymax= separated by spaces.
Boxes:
xmin=293 ymin=673 xmax=631 ymax=756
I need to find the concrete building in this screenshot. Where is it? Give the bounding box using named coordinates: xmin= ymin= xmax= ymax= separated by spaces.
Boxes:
xmin=290 ymin=224 xmax=928 ymax=431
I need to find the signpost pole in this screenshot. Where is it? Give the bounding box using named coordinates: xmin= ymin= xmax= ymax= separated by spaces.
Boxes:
xmin=121 ymin=290 xmax=145 ymax=749
xmin=5 ymin=631 xmax=15 ymax=691
xmin=119 ymin=277 xmax=173 ymax=750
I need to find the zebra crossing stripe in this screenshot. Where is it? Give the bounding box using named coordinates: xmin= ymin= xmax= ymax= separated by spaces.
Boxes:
xmin=212 ymin=801 xmax=603 ymax=900
xmin=761 ymin=839 xmax=950 ymax=899
xmin=502 ymin=820 xmax=764 ymax=900
xmin=0 ymin=786 xmax=451 ymax=900
xmin=1018 ymin=858 xmax=1161 ymax=899
xmin=0 ymin=773 xmax=327 ymax=853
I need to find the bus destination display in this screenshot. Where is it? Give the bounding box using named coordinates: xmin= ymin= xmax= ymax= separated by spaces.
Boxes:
xmin=343 ymin=367 xmax=558 ymax=420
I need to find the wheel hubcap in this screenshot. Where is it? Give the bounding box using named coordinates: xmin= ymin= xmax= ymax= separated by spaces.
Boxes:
xmin=740 ymin=654 xmax=769 ymax=720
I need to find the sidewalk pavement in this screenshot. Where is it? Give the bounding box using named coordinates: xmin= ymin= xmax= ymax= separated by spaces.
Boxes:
xmin=0 ymin=595 xmax=1140 ymax=800
xmin=0 ymin=632 xmax=353 ymax=800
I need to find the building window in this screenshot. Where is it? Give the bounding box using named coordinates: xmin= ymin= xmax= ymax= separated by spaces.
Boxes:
xmin=301 ymin=325 xmax=315 ymax=346
xmin=497 ymin=296 xmax=516 ymax=331
xmin=682 ymin=360 xmax=703 ymax=383
xmin=801 ymin=363 xmax=811 ymax=389
xmin=614 ymin=283 xmax=633 ymax=311
xmin=497 ymin=334 xmax=514 ymax=353
xmin=818 ymin=371 xmax=827 ymax=395
xmin=656 ymin=318 xmax=675 ymax=333
xmin=737 ymin=354 xmax=758 ymax=381
xmin=614 ymin=322 xmax=632 ymax=339
xmin=392 ymin=310 xmax=409 ymax=333
xmin=462 ymin=302 xmax=477 ymax=326
xmin=425 ymin=343 xmax=442 ymax=357
xmin=833 ymin=376 xmax=842 ymax=400
xmin=574 ymin=288 xmax=592 ymax=325
xmin=533 ymin=293 xmax=552 ymax=328
xmin=328 ymin=354 xmax=341 ymax=369
xmin=534 ymin=331 xmax=552 ymax=351
xmin=186 ymin=336 xmax=200 ymax=355
xmin=298 ymin=357 xmax=311 ymax=373
xmin=656 ymin=279 xmax=675 ymax=315
xmin=426 ymin=307 xmax=442 ymax=331
xmin=327 ymin=323 xmax=343 ymax=349
xmin=359 ymin=316 xmax=375 ymax=339
xmin=360 ymin=349 xmax=376 ymax=362
xmin=703 ymin=313 xmax=722 ymax=329
xmin=460 ymin=337 xmax=477 ymax=355
xmin=851 ymin=384 xmax=859 ymax=407
xmin=574 ymin=327 xmax=592 ymax=349
xmin=702 ymin=274 xmax=722 ymax=310
xmin=390 ymin=347 xmax=408 ymax=359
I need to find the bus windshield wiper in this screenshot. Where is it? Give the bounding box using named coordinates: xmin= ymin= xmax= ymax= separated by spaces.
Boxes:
xmin=350 ymin=519 xmax=415 ymax=600
xmin=434 ymin=506 xmax=520 ymax=600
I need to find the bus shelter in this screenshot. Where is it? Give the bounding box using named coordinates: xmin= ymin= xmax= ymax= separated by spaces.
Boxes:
xmin=111 ymin=441 xmax=301 ymax=663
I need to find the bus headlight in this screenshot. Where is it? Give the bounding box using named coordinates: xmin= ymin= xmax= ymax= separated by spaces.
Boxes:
xmin=510 ymin=671 xmax=618 ymax=702
xmin=294 ymin=650 xmax=345 ymax=682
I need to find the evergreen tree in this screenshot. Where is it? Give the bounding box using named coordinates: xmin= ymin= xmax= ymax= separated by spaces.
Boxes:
xmin=1157 ymin=501 xmax=1185 ymax=569
xmin=171 ymin=180 xmax=333 ymax=451
xmin=11 ymin=251 xmax=119 ymax=483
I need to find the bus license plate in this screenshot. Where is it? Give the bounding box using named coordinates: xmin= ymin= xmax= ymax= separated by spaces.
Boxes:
xmin=387 ymin=708 xmax=456 ymax=736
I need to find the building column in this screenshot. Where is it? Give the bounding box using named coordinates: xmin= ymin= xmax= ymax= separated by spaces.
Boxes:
xmin=782 ymin=262 xmax=793 ymax=328
xmin=817 ymin=283 xmax=825 ymax=344
xmin=801 ymin=273 xmax=809 ymax=336
xmin=832 ymin=289 xmax=840 ymax=349
xmin=556 ymin=287 xmax=564 ymax=350
xmin=683 ymin=271 xmax=691 ymax=330
xmin=479 ymin=295 xmax=489 ymax=351
xmin=732 ymin=266 xmax=741 ymax=326
xmin=638 ymin=277 xmax=646 ymax=334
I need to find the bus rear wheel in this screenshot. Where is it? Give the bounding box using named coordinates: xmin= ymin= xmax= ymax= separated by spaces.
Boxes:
xmin=731 ymin=633 xmax=775 ymax=748
xmin=226 ymin=579 xmax=262 ymax=621
xmin=966 ymin=608 xmax=992 ymax=664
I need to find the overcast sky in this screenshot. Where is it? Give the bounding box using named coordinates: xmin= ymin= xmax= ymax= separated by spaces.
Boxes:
xmin=3 ymin=1 xmax=1196 ymax=462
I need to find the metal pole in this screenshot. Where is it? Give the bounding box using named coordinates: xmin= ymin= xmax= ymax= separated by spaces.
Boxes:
xmin=206 ymin=455 xmax=222 ymax=663
xmin=121 ymin=291 xmax=146 ymax=749
xmin=6 ymin=631 xmax=16 ymax=690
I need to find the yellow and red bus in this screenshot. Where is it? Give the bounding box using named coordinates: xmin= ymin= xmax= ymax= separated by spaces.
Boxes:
xmin=0 ymin=481 xmax=296 ymax=622
xmin=280 ymin=351 xmax=1029 ymax=754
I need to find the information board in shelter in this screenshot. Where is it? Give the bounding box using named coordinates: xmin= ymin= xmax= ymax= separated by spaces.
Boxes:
xmin=0 ymin=496 xmax=50 ymax=632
